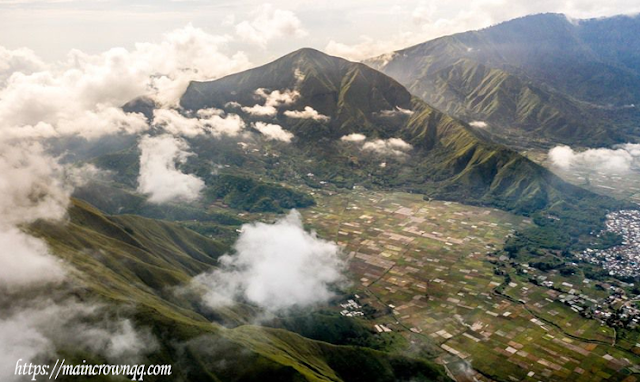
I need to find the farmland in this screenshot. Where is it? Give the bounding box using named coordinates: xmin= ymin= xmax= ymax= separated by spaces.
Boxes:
xmin=303 ymin=190 xmax=640 ymax=381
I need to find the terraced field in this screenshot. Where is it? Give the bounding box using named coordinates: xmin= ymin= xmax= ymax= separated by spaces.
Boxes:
xmin=303 ymin=190 xmax=640 ymax=382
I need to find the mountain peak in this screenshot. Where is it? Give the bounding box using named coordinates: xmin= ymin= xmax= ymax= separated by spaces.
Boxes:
xmin=180 ymin=47 xmax=413 ymax=128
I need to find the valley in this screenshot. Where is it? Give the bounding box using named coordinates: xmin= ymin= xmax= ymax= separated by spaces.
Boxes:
xmin=2 ymin=8 xmax=640 ymax=382
xmin=303 ymin=190 xmax=640 ymax=381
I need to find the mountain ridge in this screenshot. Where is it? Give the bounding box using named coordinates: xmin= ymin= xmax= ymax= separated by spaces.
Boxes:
xmin=365 ymin=13 xmax=640 ymax=147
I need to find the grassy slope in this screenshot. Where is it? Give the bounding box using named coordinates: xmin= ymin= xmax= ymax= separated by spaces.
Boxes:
xmin=28 ymin=199 xmax=449 ymax=382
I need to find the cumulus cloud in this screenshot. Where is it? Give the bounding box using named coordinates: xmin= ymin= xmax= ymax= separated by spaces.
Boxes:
xmin=235 ymin=4 xmax=307 ymax=48
xmin=284 ymin=106 xmax=330 ymax=122
xmin=137 ymin=135 xmax=205 ymax=203
xmin=0 ymin=46 xmax=46 ymax=84
xmin=548 ymin=144 xmax=640 ymax=173
xmin=192 ymin=210 xmax=344 ymax=312
xmin=241 ymin=103 xmax=278 ymax=117
xmin=340 ymin=133 xmax=367 ymax=142
xmin=0 ymin=24 xmax=251 ymax=142
xmin=153 ymin=108 xmax=245 ymax=138
xmin=241 ymin=88 xmax=299 ymax=117
xmin=363 ymin=138 xmax=413 ymax=156
xmin=341 ymin=134 xmax=412 ymax=156
xmin=469 ymin=120 xmax=488 ymax=128
xmin=253 ymin=122 xmax=294 ymax=142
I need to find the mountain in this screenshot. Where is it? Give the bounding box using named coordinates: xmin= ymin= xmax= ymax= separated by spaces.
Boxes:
xmin=30 ymin=198 xmax=449 ymax=382
xmin=178 ymin=48 xmax=608 ymax=215
xmin=365 ymin=13 xmax=640 ymax=147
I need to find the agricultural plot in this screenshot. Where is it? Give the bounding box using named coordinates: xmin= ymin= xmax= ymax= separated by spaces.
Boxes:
xmin=303 ymin=190 xmax=640 ymax=382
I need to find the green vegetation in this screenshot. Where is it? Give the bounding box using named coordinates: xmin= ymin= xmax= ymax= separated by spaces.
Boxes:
xmin=28 ymin=198 xmax=448 ymax=382
xmin=204 ymin=174 xmax=315 ymax=213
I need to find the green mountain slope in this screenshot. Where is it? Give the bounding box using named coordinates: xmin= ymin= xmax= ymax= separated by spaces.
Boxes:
xmin=178 ymin=48 xmax=609 ymax=216
xmin=29 ymin=199 xmax=449 ymax=382
xmin=366 ymin=13 xmax=640 ymax=147
xmin=181 ymin=48 xmax=413 ymax=141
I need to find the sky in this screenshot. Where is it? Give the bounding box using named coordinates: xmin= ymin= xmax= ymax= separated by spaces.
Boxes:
xmin=1 ymin=0 xmax=639 ymax=64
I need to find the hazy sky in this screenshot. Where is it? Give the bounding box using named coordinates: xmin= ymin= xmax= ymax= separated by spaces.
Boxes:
xmin=1 ymin=0 xmax=639 ymax=64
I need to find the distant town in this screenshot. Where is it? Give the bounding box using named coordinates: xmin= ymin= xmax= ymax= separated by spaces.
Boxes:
xmin=579 ymin=210 xmax=640 ymax=278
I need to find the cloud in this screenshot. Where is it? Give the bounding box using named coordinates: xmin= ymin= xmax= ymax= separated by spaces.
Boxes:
xmin=0 ymin=298 xmax=157 ymax=381
xmin=152 ymin=108 xmax=245 ymax=138
xmin=548 ymin=144 xmax=640 ymax=173
xmin=0 ymin=46 xmax=46 ymax=85
xmin=469 ymin=120 xmax=488 ymax=128
xmin=376 ymin=106 xmax=414 ymax=118
xmin=0 ymin=24 xmax=251 ymax=141
xmin=241 ymin=104 xmax=278 ymax=117
xmin=284 ymin=106 xmax=330 ymax=122
xmin=0 ymin=227 xmax=65 ymax=290
xmin=241 ymin=88 xmax=299 ymax=117
xmin=0 ymin=140 xmax=74 ymax=290
xmin=341 ymin=134 xmax=412 ymax=156
xmin=235 ymin=4 xmax=307 ymax=48
xmin=137 ymin=134 xmax=205 ymax=203
xmin=0 ymin=141 xmax=156 ymax=379
xmin=192 ymin=210 xmax=344 ymax=312
xmin=0 ymin=24 xmax=254 ymax=378
xmin=253 ymin=122 xmax=294 ymax=142
xmin=340 ymin=133 xmax=367 ymax=142
xmin=363 ymin=138 xmax=413 ymax=156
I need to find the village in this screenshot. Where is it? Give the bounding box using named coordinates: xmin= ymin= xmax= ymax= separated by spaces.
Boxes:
xmin=304 ymin=190 xmax=640 ymax=382
xmin=578 ymin=210 xmax=640 ymax=278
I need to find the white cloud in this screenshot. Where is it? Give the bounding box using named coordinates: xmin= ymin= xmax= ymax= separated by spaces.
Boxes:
xmin=341 ymin=133 xmax=412 ymax=156
xmin=257 ymin=87 xmax=299 ymax=107
xmin=152 ymin=108 xmax=245 ymax=138
xmin=363 ymin=138 xmax=413 ymax=156
xmin=253 ymin=122 xmax=294 ymax=142
xmin=0 ymin=46 xmax=45 ymax=84
xmin=0 ymin=141 xmax=70 ymax=226
xmin=137 ymin=134 xmax=205 ymax=203
xmin=235 ymin=4 xmax=307 ymax=48
xmin=376 ymin=106 xmax=414 ymax=118
xmin=241 ymin=88 xmax=299 ymax=117
xmin=192 ymin=210 xmax=344 ymax=312
xmin=284 ymin=106 xmax=330 ymax=122
xmin=0 ymin=140 xmax=73 ymax=290
xmin=340 ymin=133 xmax=367 ymax=142
xmin=548 ymin=144 xmax=640 ymax=173
xmin=0 ymin=24 xmax=251 ymax=141
xmin=469 ymin=120 xmax=488 ymax=128
xmin=0 ymin=227 xmax=65 ymax=290
xmin=241 ymin=104 xmax=278 ymax=117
